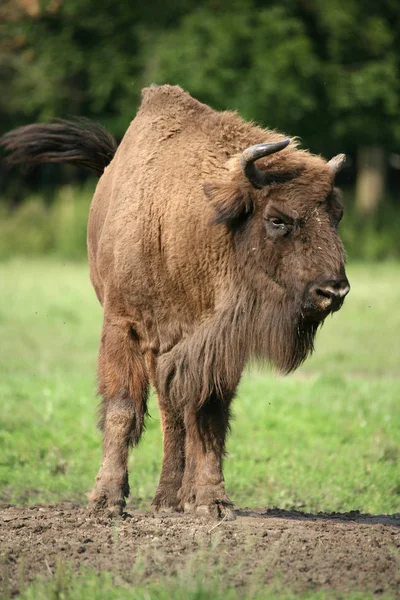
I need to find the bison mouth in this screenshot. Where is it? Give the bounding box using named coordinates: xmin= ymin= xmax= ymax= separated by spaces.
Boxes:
xmin=239 ymin=277 xmax=349 ymax=374
xmin=302 ymin=278 xmax=350 ymax=323
xmin=302 ymin=296 xmax=345 ymax=322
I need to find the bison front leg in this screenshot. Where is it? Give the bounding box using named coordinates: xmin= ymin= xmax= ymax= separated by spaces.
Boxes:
xmin=151 ymin=396 xmax=185 ymax=512
xmin=87 ymin=315 xmax=149 ymax=515
xmin=180 ymin=391 xmax=235 ymax=520
xmin=155 ymin=323 xmax=243 ymax=519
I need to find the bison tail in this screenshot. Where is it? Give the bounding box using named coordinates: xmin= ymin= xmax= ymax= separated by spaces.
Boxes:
xmin=0 ymin=118 xmax=117 ymax=176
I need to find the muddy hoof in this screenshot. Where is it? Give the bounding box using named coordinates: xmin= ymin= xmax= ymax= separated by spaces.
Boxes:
xmin=151 ymin=490 xmax=182 ymax=514
xmin=106 ymin=504 xmax=125 ymax=518
xmin=86 ymin=489 xmax=126 ymax=518
xmin=151 ymin=503 xmax=181 ymax=515
xmin=186 ymin=503 xmax=236 ymax=520
xmin=87 ymin=501 xmax=124 ymax=519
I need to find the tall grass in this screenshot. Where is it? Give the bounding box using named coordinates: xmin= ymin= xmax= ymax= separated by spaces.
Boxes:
xmin=0 ymin=186 xmax=92 ymax=260
xmin=1 ymin=186 xmax=400 ymax=261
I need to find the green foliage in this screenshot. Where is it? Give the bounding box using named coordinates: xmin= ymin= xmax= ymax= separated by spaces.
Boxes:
xmin=142 ymin=4 xmax=319 ymax=135
xmin=2 ymin=0 xmax=400 ymax=153
xmin=1 ymin=261 xmax=400 ymax=514
xmin=139 ymin=0 xmax=400 ymax=154
xmin=339 ymin=192 xmax=400 ymax=261
xmin=309 ymin=0 xmax=400 ymax=151
xmin=0 ymin=0 xmax=195 ymax=136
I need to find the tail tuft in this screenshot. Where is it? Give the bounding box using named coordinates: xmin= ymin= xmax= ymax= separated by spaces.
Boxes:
xmin=0 ymin=118 xmax=117 ymax=176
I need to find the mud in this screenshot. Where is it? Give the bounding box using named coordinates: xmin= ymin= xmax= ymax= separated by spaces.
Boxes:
xmin=1 ymin=503 xmax=400 ymax=597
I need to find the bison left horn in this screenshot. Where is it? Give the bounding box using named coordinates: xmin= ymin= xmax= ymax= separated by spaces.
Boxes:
xmin=241 ymin=139 xmax=290 ymax=189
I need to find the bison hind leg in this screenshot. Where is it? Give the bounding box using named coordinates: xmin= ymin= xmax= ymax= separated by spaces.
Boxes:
xmin=88 ymin=317 xmax=149 ymax=516
xmin=150 ymin=365 xmax=186 ymax=513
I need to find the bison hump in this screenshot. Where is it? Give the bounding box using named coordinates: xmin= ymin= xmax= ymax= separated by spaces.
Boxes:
xmin=139 ymin=85 xmax=212 ymax=121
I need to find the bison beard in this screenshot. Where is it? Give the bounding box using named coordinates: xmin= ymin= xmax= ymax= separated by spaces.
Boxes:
xmin=1 ymin=84 xmax=348 ymax=519
xmin=157 ymin=289 xmax=318 ymax=412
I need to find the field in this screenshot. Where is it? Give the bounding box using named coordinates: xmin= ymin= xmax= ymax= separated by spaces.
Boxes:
xmin=1 ymin=259 xmax=400 ymax=598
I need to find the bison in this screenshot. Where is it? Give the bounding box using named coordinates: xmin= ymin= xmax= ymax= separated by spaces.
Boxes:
xmin=1 ymin=85 xmax=350 ymax=519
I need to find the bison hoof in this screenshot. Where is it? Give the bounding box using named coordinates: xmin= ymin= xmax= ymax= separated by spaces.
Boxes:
xmin=106 ymin=504 xmax=125 ymax=518
xmin=87 ymin=488 xmax=126 ymax=518
xmin=151 ymin=489 xmax=182 ymax=513
xmin=87 ymin=501 xmax=125 ymax=518
xmin=185 ymin=502 xmax=236 ymax=521
xmin=151 ymin=497 xmax=182 ymax=514
xmin=151 ymin=504 xmax=176 ymax=515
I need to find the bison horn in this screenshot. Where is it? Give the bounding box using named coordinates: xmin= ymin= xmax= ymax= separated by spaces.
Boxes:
xmin=241 ymin=139 xmax=290 ymax=189
xmin=327 ymin=154 xmax=346 ymax=175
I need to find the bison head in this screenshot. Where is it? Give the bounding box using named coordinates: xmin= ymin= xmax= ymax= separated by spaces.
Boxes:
xmin=204 ymin=139 xmax=350 ymax=372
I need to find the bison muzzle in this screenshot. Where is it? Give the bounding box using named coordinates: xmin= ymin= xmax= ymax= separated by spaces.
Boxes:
xmin=1 ymin=85 xmax=350 ymax=519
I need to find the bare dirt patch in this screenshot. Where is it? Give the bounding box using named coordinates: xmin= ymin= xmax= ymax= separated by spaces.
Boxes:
xmin=1 ymin=503 xmax=400 ymax=597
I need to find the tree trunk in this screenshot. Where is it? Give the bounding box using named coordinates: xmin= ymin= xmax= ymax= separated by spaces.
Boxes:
xmin=355 ymin=146 xmax=386 ymax=216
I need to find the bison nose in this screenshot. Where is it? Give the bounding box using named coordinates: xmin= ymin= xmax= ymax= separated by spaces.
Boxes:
xmin=308 ymin=279 xmax=350 ymax=312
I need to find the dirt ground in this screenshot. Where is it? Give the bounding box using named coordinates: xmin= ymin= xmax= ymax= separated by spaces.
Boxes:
xmin=1 ymin=503 xmax=400 ymax=597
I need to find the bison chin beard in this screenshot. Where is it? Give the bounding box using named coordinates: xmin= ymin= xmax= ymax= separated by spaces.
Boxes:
xmin=275 ymin=316 xmax=319 ymax=374
xmin=248 ymin=293 xmax=321 ymax=374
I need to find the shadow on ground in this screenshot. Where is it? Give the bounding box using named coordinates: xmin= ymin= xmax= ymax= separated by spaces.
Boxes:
xmin=236 ymin=506 xmax=400 ymax=527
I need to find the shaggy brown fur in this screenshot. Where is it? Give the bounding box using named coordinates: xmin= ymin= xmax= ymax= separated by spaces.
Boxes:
xmin=1 ymin=85 xmax=349 ymax=518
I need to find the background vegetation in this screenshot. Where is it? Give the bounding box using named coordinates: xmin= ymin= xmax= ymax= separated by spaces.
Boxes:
xmin=1 ymin=0 xmax=400 ymax=260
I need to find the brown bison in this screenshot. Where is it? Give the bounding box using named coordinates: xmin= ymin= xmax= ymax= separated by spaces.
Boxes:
xmin=1 ymin=85 xmax=350 ymax=519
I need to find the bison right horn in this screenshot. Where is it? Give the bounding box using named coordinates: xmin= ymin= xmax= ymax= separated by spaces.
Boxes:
xmin=327 ymin=154 xmax=346 ymax=175
xmin=241 ymin=139 xmax=290 ymax=189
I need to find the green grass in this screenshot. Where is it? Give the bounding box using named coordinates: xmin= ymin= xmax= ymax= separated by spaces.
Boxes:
xmin=1 ymin=260 xmax=400 ymax=514
xmin=12 ymin=565 xmax=390 ymax=600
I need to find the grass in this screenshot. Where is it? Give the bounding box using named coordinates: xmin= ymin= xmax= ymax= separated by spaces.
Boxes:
xmin=12 ymin=565 xmax=392 ymax=600
xmin=1 ymin=259 xmax=400 ymax=514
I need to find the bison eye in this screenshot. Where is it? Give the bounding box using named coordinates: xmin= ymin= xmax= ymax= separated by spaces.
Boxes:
xmin=270 ymin=217 xmax=286 ymax=229
xmin=265 ymin=216 xmax=292 ymax=237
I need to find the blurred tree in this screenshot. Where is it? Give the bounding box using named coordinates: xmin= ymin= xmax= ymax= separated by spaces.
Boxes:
xmin=142 ymin=0 xmax=400 ymax=214
xmin=1 ymin=0 xmax=400 ymax=215
xmin=140 ymin=2 xmax=322 ymax=147
xmin=302 ymin=0 xmax=400 ymax=214
xmin=0 ymin=0 xmax=197 ymax=202
xmin=0 ymin=0 xmax=196 ymax=136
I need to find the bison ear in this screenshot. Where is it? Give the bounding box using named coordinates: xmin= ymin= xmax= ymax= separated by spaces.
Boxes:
xmin=203 ymin=181 xmax=253 ymax=225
